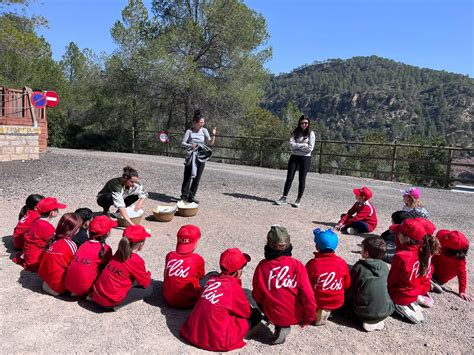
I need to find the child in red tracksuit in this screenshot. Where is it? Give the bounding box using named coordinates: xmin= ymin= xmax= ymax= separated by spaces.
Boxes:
xmin=432 ymin=230 xmax=471 ymax=301
xmin=163 ymin=224 xmax=205 ymax=308
xmin=336 ymin=187 xmax=377 ymax=235
xmin=180 ymin=248 xmax=261 ymax=352
xmin=38 ymin=213 xmax=83 ymax=295
xmin=306 ymin=228 xmax=350 ymax=325
xmin=252 ymin=225 xmax=316 ymax=345
xmin=92 ymin=225 xmax=153 ymax=310
xmin=12 ymin=194 xmax=44 ymax=250
xmin=388 ymin=218 xmax=439 ymax=324
xmin=65 ymin=215 xmax=117 ymax=297
xmin=19 ymin=197 xmax=67 ymax=271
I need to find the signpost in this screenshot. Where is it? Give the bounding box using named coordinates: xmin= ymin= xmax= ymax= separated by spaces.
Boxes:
xmin=30 ymin=91 xmax=46 ymax=109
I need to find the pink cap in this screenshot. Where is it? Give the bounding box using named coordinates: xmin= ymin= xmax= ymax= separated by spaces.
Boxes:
xmin=401 ymin=187 xmax=421 ymax=199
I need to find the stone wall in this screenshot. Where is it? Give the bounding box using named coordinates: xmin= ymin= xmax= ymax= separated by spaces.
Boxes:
xmin=0 ymin=125 xmax=40 ymax=162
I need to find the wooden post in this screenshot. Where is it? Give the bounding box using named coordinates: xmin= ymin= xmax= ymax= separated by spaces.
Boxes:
xmin=259 ymin=136 xmax=264 ymax=167
xmin=390 ymin=141 xmax=398 ymax=181
xmin=445 ymin=146 xmax=454 ymax=189
xmin=318 ymin=141 xmax=324 ymax=174
xmin=131 ymin=127 xmax=135 ymax=153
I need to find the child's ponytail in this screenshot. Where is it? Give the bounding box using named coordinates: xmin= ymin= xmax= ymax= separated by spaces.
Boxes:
xmin=418 ymin=234 xmax=440 ymax=276
xmin=98 ymin=236 xmax=107 ymax=260
xmin=43 ymin=234 xmax=58 ymax=251
xmin=116 ymin=237 xmax=132 ymax=261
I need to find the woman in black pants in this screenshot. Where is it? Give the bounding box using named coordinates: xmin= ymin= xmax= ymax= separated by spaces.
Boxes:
xmin=275 ymin=115 xmax=315 ymax=208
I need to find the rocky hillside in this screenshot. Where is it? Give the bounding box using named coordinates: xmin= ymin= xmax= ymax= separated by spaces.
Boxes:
xmin=262 ymin=56 xmax=474 ymax=146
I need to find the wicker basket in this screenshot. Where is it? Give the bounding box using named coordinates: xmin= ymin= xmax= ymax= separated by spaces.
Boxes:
xmin=153 ymin=205 xmax=177 ymax=222
xmin=177 ymin=200 xmax=199 ymax=217
xmin=117 ymin=214 xmax=143 ymax=227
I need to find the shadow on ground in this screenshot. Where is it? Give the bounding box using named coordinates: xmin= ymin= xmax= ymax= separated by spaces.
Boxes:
xmin=223 ymin=193 xmax=274 ymax=203
xmin=2 ymin=235 xmax=17 ymax=260
xmin=148 ymin=192 xmax=180 ymax=204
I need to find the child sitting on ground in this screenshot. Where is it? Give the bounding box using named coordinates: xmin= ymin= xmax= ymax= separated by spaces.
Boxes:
xmin=335 ymin=187 xmax=377 ymax=235
xmin=401 ymin=187 xmax=429 ymax=219
xmin=252 ymin=225 xmax=316 ymax=345
xmin=431 ymin=229 xmax=471 ymax=301
xmin=346 ymin=237 xmax=394 ymax=332
xmin=180 ymin=248 xmax=261 ymax=352
xmin=20 ymin=197 xmax=67 ymax=271
xmin=306 ymin=228 xmax=350 ymax=325
xmin=12 ymin=194 xmax=44 ymax=250
xmin=388 ymin=218 xmax=439 ymax=323
xmin=72 ymin=208 xmax=94 ymax=248
xmin=65 ymin=215 xmax=117 ymax=297
xmin=380 ymin=211 xmax=412 ymax=263
xmin=163 ymin=224 xmax=205 ymax=308
xmin=38 ymin=213 xmax=83 ymax=295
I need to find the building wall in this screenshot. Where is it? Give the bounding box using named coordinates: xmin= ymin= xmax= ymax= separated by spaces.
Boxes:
xmin=0 ymin=125 xmax=40 ymax=162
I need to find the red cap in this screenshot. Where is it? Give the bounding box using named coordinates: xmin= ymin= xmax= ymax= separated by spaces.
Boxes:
xmin=123 ymin=225 xmax=151 ymax=243
xmin=89 ymin=216 xmax=118 ymax=237
xmin=36 ymin=197 xmax=67 ymax=214
xmin=219 ymin=248 xmax=251 ymax=274
xmin=390 ymin=218 xmax=436 ymax=241
xmin=436 ymin=230 xmax=469 ymax=250
xmin=353 ymin=187 xmax=372 ymax=200
xmin=176 ymin=224 xmax=201 ymax=254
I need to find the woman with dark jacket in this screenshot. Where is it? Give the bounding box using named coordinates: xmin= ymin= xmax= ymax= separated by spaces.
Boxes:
xmin=275 ymin=115 xmax=315 ymax=208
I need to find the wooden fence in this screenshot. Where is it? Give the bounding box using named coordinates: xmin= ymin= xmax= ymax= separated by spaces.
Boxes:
xmin=130 ymin=129 xmax=474 ymax=188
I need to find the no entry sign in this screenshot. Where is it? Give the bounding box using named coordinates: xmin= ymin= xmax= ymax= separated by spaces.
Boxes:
xmin=31 ymin=91 xmax=46 ymax=109
xmin=45 ymin=91 xmax=59 ymax=107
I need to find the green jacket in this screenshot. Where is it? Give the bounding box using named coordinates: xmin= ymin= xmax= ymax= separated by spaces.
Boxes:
xmin=347 ymin=259 xmax=394 ymax=321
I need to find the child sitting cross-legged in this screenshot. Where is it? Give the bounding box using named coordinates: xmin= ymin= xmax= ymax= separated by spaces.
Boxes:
xmin=335 ymin=187 xmax=377 ymax=235
xmin=305 ymin=228 xmax=350 ymax=325
xmin=346 ymin=236 xmax=394 ymax=332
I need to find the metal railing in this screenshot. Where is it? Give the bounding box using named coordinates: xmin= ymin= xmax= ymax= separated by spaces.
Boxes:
xmin=130 ymin=129 xmax=474 ymax=188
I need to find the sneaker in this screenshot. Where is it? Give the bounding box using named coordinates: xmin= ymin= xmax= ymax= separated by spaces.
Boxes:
xmin=86 ymin=294 xmax=93 ymax=302
xmin=274 ymin=196 xmax=288 ymax=205
xmin=315 ymin=309 xmax=331 ymax=325
xmin=346 ymin=227 xmax=357 ymax=235
xmin=187 ymin=196 xmax=200 ymax=204
xmin=363 ymin=320 xmax=385 ymax=332
xmin=417 ymin=294 xmax=434 ymax=308
xmin=272 ymin=326 xmax=291 ymax=345
xmin=291 ymin=198 xmax=301 ymax=208
xmin=394 ymin=303 xmax=424 ymax=324
xmin=42 ymin=282 xmax=60 ymax=296
xmin=430 ymin=280 xmax=443 ymax=294
xmin=245 ymin=322 xmax=263 ymax=339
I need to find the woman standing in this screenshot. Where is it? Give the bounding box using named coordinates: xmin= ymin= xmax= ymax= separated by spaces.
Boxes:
xmin=180 ymin=110 xmax=216 ymax=204
xmin=97 ymin=166 xmax=148 ymax=225
xmin=275 ymin=115 xmax=315 ymax=208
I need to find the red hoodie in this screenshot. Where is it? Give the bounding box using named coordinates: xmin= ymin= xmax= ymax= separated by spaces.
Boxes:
xmin=339 ymin=201 xmax=378 ymax=232
xmin=12 ymin=210 xmax=40 ymax=250
xmin=64 ymin=240 xmax=113 ymax=296
xmin=38 ymin=238 xmax=78 ymax=294
xmin=22 ymin=218 xmax=56 ymax=271
xmin=92 ymin=252 xmax=151 ymax=307
xmin=163 ymin=251 xmax=205 ymax=309
xmin=432 ymin=254 xmax=467 ymax=294
xmin=180 ymin=274 xmax=251 ymax=352
xmin=305 ymin=252 xmax=351 ymax=310
xmin=388 ymin=245 xmax=425 ymax=305
xmin=252 ymin=256 xmax=316 ymax=327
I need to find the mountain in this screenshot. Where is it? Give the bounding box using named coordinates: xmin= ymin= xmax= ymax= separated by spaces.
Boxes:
xmin=261 ymin=56 xmax=473 ymax=146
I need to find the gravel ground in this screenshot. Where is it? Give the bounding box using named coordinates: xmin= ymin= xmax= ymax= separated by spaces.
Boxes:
xmin=1 ymin=147 xmax=473 ymax=353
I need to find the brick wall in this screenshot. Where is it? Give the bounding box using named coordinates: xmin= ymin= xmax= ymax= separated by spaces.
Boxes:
xmin=0 ymin=126 xmax=40 ymax=162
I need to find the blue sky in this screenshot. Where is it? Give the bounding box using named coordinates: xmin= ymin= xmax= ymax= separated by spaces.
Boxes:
xmin=21 ymin=0 xmax=474 ymax=76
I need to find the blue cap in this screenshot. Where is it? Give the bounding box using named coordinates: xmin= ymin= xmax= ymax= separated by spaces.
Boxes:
xmin=313 ymin=228 xmax=338 ymax=252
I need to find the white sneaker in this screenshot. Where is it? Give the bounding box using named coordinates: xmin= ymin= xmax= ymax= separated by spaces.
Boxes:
xmin=274 ymin=196 xmax=288 ymax=205
xmin=346 ymin=227 xmax=357 ymax=235
xmin=291 ymin=198 xmax=301 ymax=208
xmin=315 ymin=309 xmax=331 ymax=325
xmin=363 ymin=320 xmax=385 ymax=332
xmin=417 ymin=294 xmax=434 ymax=308
xmin=42 ymin=282 xmax=60 ymax=296
xmin=395 ymin=303 xmax=424 ymax=324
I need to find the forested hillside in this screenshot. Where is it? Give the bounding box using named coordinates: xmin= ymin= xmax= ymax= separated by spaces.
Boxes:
xmin=262 ymin=56 xmax=473 ymax=146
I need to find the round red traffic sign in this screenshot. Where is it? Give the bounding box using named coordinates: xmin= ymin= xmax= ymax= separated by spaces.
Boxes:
xmin=45 ymin=91 xmax=59 ymax=107
xmin=31 ymin=91 xmax=46 ymax=109
xmin=157 ymin=131 xmax=169 ymax=143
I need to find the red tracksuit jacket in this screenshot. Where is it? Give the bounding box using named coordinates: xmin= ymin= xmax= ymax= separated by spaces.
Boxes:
xmin=163 ymin=251 xmax=205 ymax=309
xmin=252 ymin=256 xmax=316 ymax=327
xmin=180 ymin=274 xmax=251 ymax=352
xmin=388 ymin=245 xmax=427 ymax=305
xmin=305 ymin=252 xmax=351 ymax=310
xmin=339 ymin=201 xmax=378 ymax=232
xmin=12 ymin=210 xmax=39 ymax=250
xmin=92 ymin=252 xmax=151 ymax=307
xmin=64 ymin=241 xmax=113 ymax=296
xmin=22 ymin=218 xmax=56 ymax=271
xmin=38 ymin=238 xmax=78 ymax=294
xmin=432 ymin=254 xmax=467 ymax=294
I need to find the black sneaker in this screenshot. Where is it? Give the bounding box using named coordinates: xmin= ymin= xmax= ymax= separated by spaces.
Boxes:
xmin=187 ymin=196 xmax=200 ymax=204
xmin=291 ymin=198 xmax=301 ymax=208
xmin=272 ymin=326 xmax=291 ymax=345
